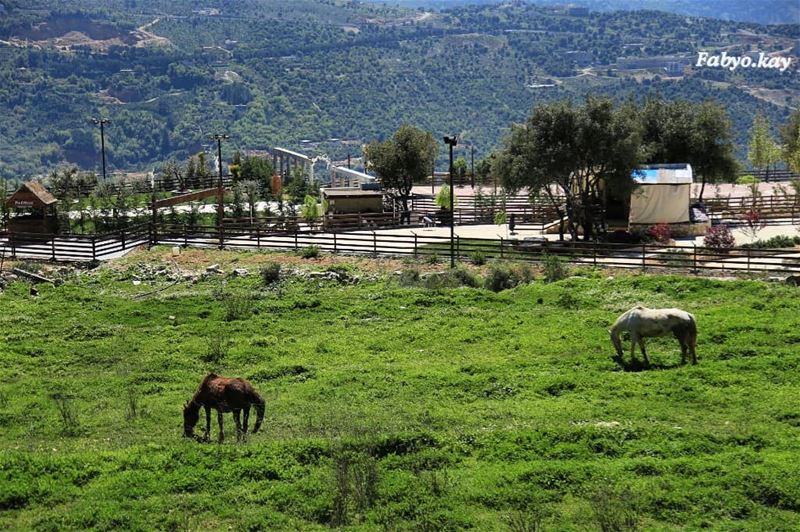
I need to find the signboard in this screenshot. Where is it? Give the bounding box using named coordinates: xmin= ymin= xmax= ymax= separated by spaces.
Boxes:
xmin=12 ymin=200 xmax=35 ymax=208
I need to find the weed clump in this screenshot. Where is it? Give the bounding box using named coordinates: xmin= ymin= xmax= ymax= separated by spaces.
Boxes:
xmin=542 ymin=252 xmax=568 ymax=283
xmin=50 ymin=392 xmax=81 ymax=436
xmin=470 ymin=251 xmax=487 ymax=265
xmin=590 ymin=486 xmax=640 ymax=532
xmin=260 ymin=262 xmax=282 ymax=284
xmin=484 ymin=263 xmax=516 ymax=292
xmin=223 ymin=292 xmax=254 ymax=321
xmin=300 ymin=245 xmax=321 ymax=259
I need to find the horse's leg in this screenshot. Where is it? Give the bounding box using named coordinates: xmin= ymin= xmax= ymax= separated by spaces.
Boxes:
xmin=629 ymin=332 xmax=638 ymax=361
xmin=688 ymin=331 xmax=698 ymax=365
xmin=638 ymin=337 xmax=650 ymax=366
xmin=243 ymin=406 xmax=250 ymax=441
xmin=233 ymin=409 xmax=242 ymax=443
xmin=204 ymin=406 xmax=211 ymax=442
xmin=217 ymin=410 xmax=225 ymax=443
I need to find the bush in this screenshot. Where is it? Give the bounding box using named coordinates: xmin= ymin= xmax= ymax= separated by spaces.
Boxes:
xmin=542 ymin=252 xmax=568 ymax=283
xmin=260 ymin=262 xmax=282 ymax=284
xmin=485 ymin=264 xmax=516 ymax=292
xmin=50 ymin=392 xmax=81 ymax=436
xmin=741 ymin=235 xmax=800 ymax=249
xmin=398 ymin=267 xmax=421 ymax=286
xmin=645 ymin=223 xmax=672 ymax=244
xmin=299 ymin=245 xmax=320 ymax=259
xmin=470 ymin=251 xmax=487 ymax=265
xmin=736 ymin=175 xmax=759 ymax=185
xmin=451 ymin=266 xmax=480 ymax=288
xmin=704 ymin=225 xmax=736 ymax=250
xmin=223 ymin=292 xmax=254 ymax=321
xmin=426 ymin=253 xmax=440 ymax=265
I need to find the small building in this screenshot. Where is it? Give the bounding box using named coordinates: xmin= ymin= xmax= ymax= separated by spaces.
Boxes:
xmin=4 ymin=181 xmax=60 ymax=233
xmin=321 ymin=188 xmax=384 ymax=214
xmin=629 ymin=164 xmax=692 ymax=227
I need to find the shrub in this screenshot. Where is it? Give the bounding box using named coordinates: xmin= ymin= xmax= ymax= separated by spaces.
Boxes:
xmin=741 ymin=235 xmax=800 ymax=249
xmin=542 ymin=252 xmax=568 ymax=283
xmin=514 ymin=263 xmax=535 ymax=284
xmin=645 ymin=223 xmax=672 ymax=244
xmin=398 ymin=267 xmax=421 ymax=286
xmin=485 ymin=264 xmax=516 ymax=292
xmin=704 ymin=225 xmax=736 ymax=250
xmin=451 ymin=266 xmax=480 ymax=288
xmin=736 ymin=175 xmax=759 ymax=185
xmin=426 ymin=253 xmax=440 ymax=265
xmin=470 ymin=251 xmax=487 ymax=265
xmin=223 ymin=292 xmax=254 ymax=321
xmin=260 ymin=262 xmax=282 ymax=284
xmin=203 ymin=336 xmax=228 ymax=364
xmin=299 ymin=245 xmax=320 ymax=259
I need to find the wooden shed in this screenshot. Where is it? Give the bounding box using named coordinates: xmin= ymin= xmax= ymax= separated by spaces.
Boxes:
xmin=5 ymin=181 xmax=60 ymax=233
xmin=321 ymin=188 xmax=384 ymax=214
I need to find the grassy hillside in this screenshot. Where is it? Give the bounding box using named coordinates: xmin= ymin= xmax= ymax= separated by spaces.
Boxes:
xmin=1 ymin=249 xmax=799 ymax=529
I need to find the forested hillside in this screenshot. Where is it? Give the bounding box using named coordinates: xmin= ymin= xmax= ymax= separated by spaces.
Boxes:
xmin=0 ymin=0 xmax=797 ymax=177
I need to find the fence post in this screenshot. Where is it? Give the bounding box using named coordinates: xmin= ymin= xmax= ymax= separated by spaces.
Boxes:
xmin=218 ymin=224 xmax=224 ymax=250
xmin=51 ymin=235 xmax=56 ymax=261
xmin=294 ymin=230 xmax=299 ymax=251
xmin=500 ymin=237 xmax=504 ymax=259
xmin=413 ymin=232 xmax=418 ymax=258
xmin=256 ymin=226 xmax=261 ymax=250
xmin=183 ymin=224 xmax=188 ymax=248
xmin=593 ymin=240 xmax=597 ymax=267
xmin=91 ymin=235 xmax=97 ymax=262
xmin=693 ymin=244 xmax=698 ymax=274
xmin=747 ymin=248 xmax=751 ymax=273
xmin=373 ymin=231 xmax=377 ymax=256
xmin=456 ymin=235 xmax=460 ymax=258
xmin=9 ymin=232 xmax=15 ymax=259
xmin=641 ymin=243 xmax=646 ymax=271
xmin=333 ymin=231 xmax=338 ymax=253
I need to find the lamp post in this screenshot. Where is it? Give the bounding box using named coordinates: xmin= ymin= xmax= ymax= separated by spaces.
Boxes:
xmin=91 ymin=118 xmax=110 ymax=181
xmin=209 ymin=134 xmax=229 ymax=247
xmin=443 ymin=135 xmax=458 ymax=268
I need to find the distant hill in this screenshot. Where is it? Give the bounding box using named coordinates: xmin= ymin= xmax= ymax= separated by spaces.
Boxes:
xmin=388 ymin=0 xmax=800 ymax=25
xmin=0 ymin=0 xmax=796 ymax=178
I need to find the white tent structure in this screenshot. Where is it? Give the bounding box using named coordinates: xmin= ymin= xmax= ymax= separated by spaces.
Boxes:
xmin=629 ymin=164 xmax=693 ymax=226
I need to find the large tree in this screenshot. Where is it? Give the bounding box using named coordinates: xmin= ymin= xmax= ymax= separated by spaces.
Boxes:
xmin=364 ymin=124 xmax=437 ymax=213
xmin=640 ymin=98 xmax=737 ymax=200
xmin=493 ymin=96 xmax=640 ymax=241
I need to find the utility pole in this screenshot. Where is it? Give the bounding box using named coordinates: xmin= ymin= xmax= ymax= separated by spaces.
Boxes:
xmin=470 ymin=145 xmax=475 ymax=189
xmin=209 ymin=134 xmax=229 ymax=246
xmin=443 ymin=135 xmax=458 ymax=268
xmin=91 ymin=118 xmax=110 ymax=181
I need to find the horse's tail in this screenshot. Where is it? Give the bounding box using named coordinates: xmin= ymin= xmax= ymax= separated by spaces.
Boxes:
xmin=251 ymin=392 xmax=265 ymax=433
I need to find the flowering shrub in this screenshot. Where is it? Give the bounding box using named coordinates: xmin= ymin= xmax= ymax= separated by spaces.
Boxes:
xmin=646 ymin=223 xmax=672 ymax=244
xmin=704 ymin=225 xmax=735 ymax=250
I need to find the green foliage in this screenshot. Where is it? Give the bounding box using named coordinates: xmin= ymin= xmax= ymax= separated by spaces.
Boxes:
xmin=300 ymin=245 xmax=321 ymax=259
xmin=470 ymin=251 xmax=487 ymax=266
xmin=736 ymin=175 xmax=759 ymax=185
xmin=435 ymin=184 xmax=457 ymax=210
xmin=542 ymin=252 xmax=568 ymax=283
xmin=741 ymin=235 xmax=800 ymax=249
xmin=260 ymin=262 xmax=282 ymax=284
xmin=365 ymin=124 xmax=436 ymax=209
xmin=748 ymin=114 xmax=782 ymax=174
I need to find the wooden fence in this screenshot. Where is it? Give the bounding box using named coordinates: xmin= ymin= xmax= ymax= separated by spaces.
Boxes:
xmin=151 ymin=223 xmax=800 ymax=275
xmin=0 ymin=223 xmax=149 ymax=262
xmin=3 ymin=220 xmax=800 ymax=275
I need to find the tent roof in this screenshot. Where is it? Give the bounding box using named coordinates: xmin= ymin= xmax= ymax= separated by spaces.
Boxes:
xmin=633 ymin=164 xmax=693 ymax=185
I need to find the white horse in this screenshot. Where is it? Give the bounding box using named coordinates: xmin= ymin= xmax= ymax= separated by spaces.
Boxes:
xmin=609 ymin=306 xmax=697 ymax=366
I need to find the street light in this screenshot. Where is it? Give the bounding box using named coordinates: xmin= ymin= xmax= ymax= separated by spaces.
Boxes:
xmin=443 ymin=134 xmax=458 ymax=268
xmin=90 ymin=118 xmax=110 ymax=181
xmin=209 ymin=133 xmax=229 ymax=248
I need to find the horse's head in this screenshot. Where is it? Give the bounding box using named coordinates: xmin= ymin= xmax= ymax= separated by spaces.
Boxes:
xmin=183 ymin=401 xmax=199 ymax=438
xmin=609 ymin=329 xmax=624 ymax=357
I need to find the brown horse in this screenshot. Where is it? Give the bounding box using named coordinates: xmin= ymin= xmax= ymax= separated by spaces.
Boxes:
xmin=183 ymin=373 xmax=265 ymax=443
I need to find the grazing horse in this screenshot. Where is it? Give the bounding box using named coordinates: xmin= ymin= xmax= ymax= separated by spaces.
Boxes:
xmin=609 ymin=306 xmax=697 ymax=366
xmin=183 ymin=373 xmax=265 ymax=443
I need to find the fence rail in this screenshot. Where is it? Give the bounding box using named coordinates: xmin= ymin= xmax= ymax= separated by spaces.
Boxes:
xmin=3 ymin=221 xmax=800 ymax=276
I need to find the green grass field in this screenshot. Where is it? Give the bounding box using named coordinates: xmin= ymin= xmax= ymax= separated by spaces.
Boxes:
xmin=1 ymin=249 xmax=799 ymax=530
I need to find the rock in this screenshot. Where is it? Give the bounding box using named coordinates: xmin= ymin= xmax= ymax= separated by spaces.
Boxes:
xmin=172 ymin=246 xmax=181 ymax=256
xmin=30 ymin=287 xmax=38 ymax=297
xmin=232 ymin=268 xmax=250 ymax=278
xmin=206 ymin=264 xmax=223 ymax=274
xmin=168 ymin=315 xmax=176 ymax=321
xmin=132 ymin=280 xmax=142 ymax=286
xmin=786 ymin=275 xmax=800 ymax=286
